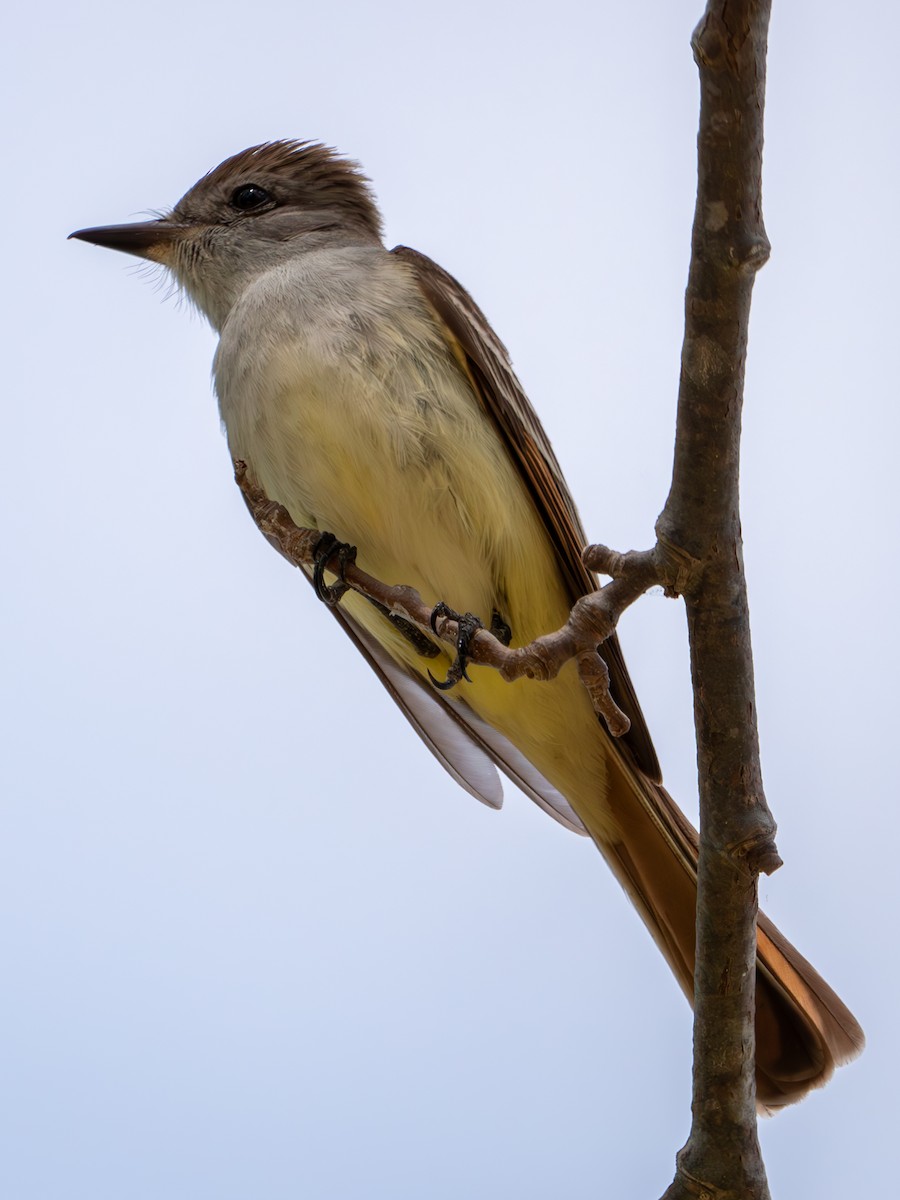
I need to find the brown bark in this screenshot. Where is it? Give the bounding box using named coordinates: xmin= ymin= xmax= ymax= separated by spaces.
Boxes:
xmin=658 ymin=2 xmax=775 ymax=1197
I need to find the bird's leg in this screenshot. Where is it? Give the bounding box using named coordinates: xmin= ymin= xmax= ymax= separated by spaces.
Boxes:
xmin=312 ymin=532 xmax=357 ymax=606
xmin=428 ymin=602 xmax=486 ymax=691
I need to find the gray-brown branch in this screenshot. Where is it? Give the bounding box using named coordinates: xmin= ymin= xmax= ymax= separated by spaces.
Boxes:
xmin=658 ymin=2 xmax=776 ymax=1198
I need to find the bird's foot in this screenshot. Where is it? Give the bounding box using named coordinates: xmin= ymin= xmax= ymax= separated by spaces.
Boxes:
xmin=428 ymin=603 xmax=485 ymax=691
xmin=312 ymin=532 xmax=357 ymax=606
xmin=489 ymin=610 xmax=512 ymax=647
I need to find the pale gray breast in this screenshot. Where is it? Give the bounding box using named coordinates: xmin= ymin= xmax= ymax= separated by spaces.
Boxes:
xmin=215 ymin=246 xmax=393 ymax=412
xmin=209 ymin=243 xmax=500 ymax=545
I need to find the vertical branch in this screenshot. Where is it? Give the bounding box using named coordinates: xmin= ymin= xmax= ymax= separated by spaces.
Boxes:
xmin=658 ymin=3 xmax=776 ymax=1198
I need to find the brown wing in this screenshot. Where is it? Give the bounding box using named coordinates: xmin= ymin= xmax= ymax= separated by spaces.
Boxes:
xmin=326 ymin=601 xmax=589 ymax=834
xmin=391 ymin=245 xmax=661 ymax=782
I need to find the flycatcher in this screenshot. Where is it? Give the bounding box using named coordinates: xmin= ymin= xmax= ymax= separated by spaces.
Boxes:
xmin=71 ymin=140 xmax=862 ymax=1108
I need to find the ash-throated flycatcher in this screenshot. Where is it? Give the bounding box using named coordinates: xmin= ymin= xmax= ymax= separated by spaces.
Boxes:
xmin=71 ymin=140 xmax=862 ymax=1108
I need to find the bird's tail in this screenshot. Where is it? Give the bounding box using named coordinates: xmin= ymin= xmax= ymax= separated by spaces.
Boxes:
xmin=589 ymin=749 xmax=864 ymax=1111
xmin=336 ymin=601 xmax=864 ymax=1108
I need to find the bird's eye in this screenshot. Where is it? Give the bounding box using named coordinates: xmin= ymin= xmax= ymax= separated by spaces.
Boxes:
xmin=230 ymin=184 xmax=272 ymax=211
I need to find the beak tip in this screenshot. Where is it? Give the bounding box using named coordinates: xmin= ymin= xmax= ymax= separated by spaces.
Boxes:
xmin=65 ymin=219 xmax=179 ymax=259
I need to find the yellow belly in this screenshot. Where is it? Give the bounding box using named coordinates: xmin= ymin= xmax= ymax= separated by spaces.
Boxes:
xmin=217 ymin=255 xmax=614 ymax=836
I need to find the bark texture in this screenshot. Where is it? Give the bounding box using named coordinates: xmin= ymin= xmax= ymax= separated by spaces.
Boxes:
xmin=658 ymin=2 xmax=775 ymax=1197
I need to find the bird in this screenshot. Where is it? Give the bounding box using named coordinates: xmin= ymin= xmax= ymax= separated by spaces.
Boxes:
xmin=70 ymin=139 xmax=863 ymax=1109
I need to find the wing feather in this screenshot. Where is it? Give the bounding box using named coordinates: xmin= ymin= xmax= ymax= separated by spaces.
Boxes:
xmin=328 ymin=605 xmax=504 ymax=810
xmin=329 ymin=604 xmax=587 ymax=833
xmin=391 ymin=245 xmax=661 ymax=782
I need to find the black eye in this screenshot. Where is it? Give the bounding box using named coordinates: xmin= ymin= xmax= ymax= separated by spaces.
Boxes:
xmin=230 ymin=184 xmax=272 ymax=211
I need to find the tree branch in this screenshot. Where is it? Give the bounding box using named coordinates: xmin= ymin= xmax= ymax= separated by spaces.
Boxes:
xmin=658 ymin=2 xmax=775 ymax=1197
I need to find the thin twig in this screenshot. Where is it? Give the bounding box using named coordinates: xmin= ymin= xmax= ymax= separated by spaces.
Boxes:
xmin=234 ymin=461 xmax=663 ymax=737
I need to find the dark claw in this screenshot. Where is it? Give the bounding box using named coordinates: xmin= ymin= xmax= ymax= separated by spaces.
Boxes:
xmin=428 ymin=604 xmax=484 ymax=691
xmin=430 ymin=600 xmax=454 ymax=636
xmin=490 ymin=610 xmax=512 ymax=647
xmin=312 ymin=532 xmax=357 ymax=606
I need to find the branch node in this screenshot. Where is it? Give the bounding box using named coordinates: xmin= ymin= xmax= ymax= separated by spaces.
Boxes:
xmin=582 ymin=543 xmax=627 ymax=576
xmin=735 ymin=234 xmax=771 ymax=274
xmin=691 ymin=14 xmax=727 ymax=70
xmin=653 ymin=531 xmax=703 ymax=596
xmin=733 ymin=832 xmax=783 ymax=878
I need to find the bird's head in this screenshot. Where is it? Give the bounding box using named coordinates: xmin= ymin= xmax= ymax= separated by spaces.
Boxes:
xmin=70 ymin=140 xmax=383 ymax=325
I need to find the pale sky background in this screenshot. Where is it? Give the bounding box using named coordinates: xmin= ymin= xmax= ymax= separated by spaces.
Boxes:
xmin=4 ymin=1 xmax=898 ymax=1196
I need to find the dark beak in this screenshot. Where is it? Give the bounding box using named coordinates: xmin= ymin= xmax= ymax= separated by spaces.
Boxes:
xmin=68 ymin=219 xmax=184 ymax=261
